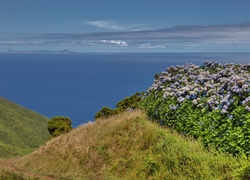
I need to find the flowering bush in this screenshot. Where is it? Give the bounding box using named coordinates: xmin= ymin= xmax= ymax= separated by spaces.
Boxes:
xmin=140 ymin=61 xmax=250 ymax=156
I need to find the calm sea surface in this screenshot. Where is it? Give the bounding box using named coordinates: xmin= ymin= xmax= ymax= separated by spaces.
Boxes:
xmin=1 ymin=53 xmax=250 ymax=127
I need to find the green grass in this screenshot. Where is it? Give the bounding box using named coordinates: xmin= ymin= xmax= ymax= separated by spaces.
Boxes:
xmin=0 ymin=97 xmax=49 ymax=158
xmin=1 ymin=110 xmax=248 ymax=179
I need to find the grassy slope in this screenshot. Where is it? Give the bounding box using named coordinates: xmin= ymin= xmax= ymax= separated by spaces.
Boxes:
xmin=1 ymin=111 xmax=248 ymax=180
xmin=0 ymin=97 xmax=49 ymax=157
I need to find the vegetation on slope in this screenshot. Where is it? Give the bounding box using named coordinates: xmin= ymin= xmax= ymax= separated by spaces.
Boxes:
xmin=47 ymin=116 xmax=73 ymax=138
xmin=0 ymin=97 xmax=49 ymax=158
xmin=1 ymin=111 xmax=249 ymax=179
xmin=141 ymin=61 xmax=250 ymax=156
xmin=95 ymin=92 xmax=142 ymax=119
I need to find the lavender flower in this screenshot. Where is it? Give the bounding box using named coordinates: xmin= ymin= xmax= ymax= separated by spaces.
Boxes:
xmin=146 ymin=61 xmax=250 ymax=115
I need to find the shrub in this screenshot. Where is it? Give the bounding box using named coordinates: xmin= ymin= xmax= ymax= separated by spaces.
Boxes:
xmin=95 ymin=92 xmax=143 ymax=119
xmin=47 ymin=116 xmax=72 ymax=138
xmin=95 ymin=106 xmax=117 ymax=119
xmin=116 ymin=92 xmax=143 ymax=112
xmin=140 ymin=61 xmax=250 ymax=156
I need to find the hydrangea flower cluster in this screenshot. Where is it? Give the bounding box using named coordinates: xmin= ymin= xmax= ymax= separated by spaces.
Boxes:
xmin=145 ymin=61 xmax=250 ymax=114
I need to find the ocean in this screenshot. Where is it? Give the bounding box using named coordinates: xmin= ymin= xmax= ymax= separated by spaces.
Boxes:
xmin=1 ymin=53 xmax=250 ymax=127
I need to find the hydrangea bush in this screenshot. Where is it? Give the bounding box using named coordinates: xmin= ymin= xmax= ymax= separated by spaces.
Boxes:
xmin=140 ymin=61 xmax=250 ymax=156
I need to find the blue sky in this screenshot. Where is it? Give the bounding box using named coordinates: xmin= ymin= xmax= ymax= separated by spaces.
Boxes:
xmin=1 ymin=0 xmax=250 ymax=53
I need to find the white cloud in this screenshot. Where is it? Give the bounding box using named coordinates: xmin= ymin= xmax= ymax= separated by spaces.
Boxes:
xmin=137 ymin=43 xmax=165 ymax=49
xmin=0 ymin=41 xmax=27 ymax=44
xmin=84 ymin=20 xmax=121 ymax=30
xmin=83 ymin=20 xmax=149 ymax=31
xmin=0 ymin=41 xmax=43 ymax=45
xmin=100 ymin=40 xmax=128 ymax=46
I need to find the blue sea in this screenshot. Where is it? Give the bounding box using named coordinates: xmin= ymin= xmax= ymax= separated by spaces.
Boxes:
xmin=1 ymin=53 xmax=250 ymax=127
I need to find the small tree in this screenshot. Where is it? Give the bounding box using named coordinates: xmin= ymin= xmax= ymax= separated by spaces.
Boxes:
xmin=47 ymin=116 xmax=72 ymax=138
xmin=95 ymin=92 xmax=143 ymax=120
xmin=95 ymin=106 xmax=117 ymax=119
xmin=116 ymin=92 xmax=143 ymax=112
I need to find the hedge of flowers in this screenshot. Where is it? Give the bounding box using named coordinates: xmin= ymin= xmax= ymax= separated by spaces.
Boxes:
xmin=140 ymin=61 xmax=250 ymax=156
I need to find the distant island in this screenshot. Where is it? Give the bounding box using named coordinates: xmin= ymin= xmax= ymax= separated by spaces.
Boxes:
xmin=3 ymin=49 xmax=78 ymax=54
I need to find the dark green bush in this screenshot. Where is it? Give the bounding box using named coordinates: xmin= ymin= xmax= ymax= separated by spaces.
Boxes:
xmin=95 ymin=92 xmax=143 ymax=119
xmin=140 ymin=92 xmax=250 ymax=156
xmin=95 ymin=106 xmax=117 ymax=119
xmin=47 ymin=116 xmax=72 ymax=138
xmin=116 ymin=92 xmax=142 ymax=112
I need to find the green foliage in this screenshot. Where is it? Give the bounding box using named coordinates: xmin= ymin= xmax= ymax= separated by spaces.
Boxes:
xmin=95 ymin=92 xmax=143 ymax=119
xmin=237 ymin=165 xmax=250 ymax=180
xmin=0 ymin=97 xmax=49 ymax=158
xmin=140 ymin=91 xmax=250 ymax=156
xmin=3 ymin=111 xmax=249 ymax=179
xmin=47 ymin=116 xmax=72 ymax=138
xmin=95 ymin=106 xmax=117 ymax=119
xmin=116 ymin=92 xmax=142 ymax=112
xmin=154 ymin=73 xmax=160 ymax=80
xmin=141 ymin=62 xmax=250 ymax=157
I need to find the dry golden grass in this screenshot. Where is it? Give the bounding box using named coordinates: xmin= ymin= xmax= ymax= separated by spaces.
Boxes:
xmin=10 ymin=111 xmax=149 ymax=179
xmin=0 ymin=110 xmax=249 ymax=179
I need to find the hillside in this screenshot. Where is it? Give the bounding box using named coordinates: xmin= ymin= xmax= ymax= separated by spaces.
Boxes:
xmin=0 ymin=110 xmax=248 ymax=179
xmin=0 ymin=97 xmax=49 ymax=157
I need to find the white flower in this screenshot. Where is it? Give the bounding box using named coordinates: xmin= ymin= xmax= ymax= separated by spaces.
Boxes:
xmin=192 ymin=99 xmax=198 ymax=105
xmin=145 ymin=60 xmax=250 ymax=116
xmin=221 ymin=109 xmax=227 ymax=114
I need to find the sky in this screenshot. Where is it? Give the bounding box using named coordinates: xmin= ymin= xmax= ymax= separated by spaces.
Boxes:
xmin=1 ymin=0 xmax=250 ymax=53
